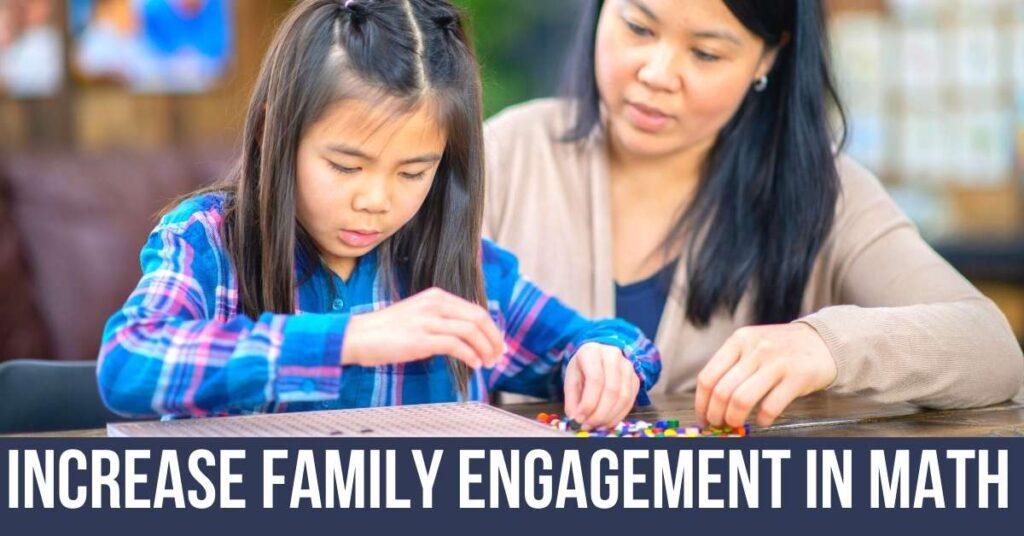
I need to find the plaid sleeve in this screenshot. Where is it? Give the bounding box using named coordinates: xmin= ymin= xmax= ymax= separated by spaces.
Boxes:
xmin=97 ymin=202 xmax=347 ymax=418
xmin=481 ymin=240 xmax=661 ymax=405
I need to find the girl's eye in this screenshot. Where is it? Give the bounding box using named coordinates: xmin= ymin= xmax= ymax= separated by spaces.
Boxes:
xmin=327 ymin=161 xmax=360 ymax=175
xmin=693 ymin=49 xmax=721 ymax=62
xmin=398 ymin=171 xmax=427 ymax=181
xmin=625 ymin=19 xmax=653 ymax=38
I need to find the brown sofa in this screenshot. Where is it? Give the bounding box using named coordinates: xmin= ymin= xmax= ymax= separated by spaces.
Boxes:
xmin=0 ymin=147 xmax=235 ymax=362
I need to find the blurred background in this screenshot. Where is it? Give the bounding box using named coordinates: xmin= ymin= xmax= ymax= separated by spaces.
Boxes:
xmin=1 ymin=0 xmax=1022 ymax=366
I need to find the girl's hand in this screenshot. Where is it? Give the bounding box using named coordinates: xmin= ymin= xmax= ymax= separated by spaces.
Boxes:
xmin=564 ymin=343 xmax=641 ymax=430
xmin=695 ymin=323 xmax=837 ymax=429
xmin=341 ymin=287 xmax=504 ymax=369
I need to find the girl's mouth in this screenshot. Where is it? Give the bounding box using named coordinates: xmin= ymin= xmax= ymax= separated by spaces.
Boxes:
xmin=339 ymin=229 xmax=382 ymax=248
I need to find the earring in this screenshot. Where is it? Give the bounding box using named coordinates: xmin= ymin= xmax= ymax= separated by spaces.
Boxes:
xmin=753 ymin=76 xmax=768 ymax=92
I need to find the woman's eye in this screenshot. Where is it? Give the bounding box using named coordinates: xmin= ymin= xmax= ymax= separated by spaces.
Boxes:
xmin=327 ymin=161 xmax=360 ymax=174
xmin=398 ymin=171 xmax=427 ymax=181
xmin=625 ymin=20 xmax=653 ymax=38
xmin=693 ymin=49 xmax=721 ymax=62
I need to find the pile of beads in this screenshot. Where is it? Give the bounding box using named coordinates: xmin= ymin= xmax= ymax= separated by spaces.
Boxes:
xmin=536 ymin=412 xmax=749 ymax=438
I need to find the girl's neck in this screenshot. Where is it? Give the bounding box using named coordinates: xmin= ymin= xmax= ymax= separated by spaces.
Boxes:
xmin=325 ymin=256 xmax=357 ymax=282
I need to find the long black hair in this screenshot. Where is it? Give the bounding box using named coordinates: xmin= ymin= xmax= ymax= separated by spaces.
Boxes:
xmin=563 ymin=0 xmax=847 ymax=326
xmin=183 ymin=0 xmax=485 ymax=391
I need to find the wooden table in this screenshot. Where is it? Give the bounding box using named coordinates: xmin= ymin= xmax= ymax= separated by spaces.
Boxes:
xmin=6 ymin=392 xmax=1024 ymax=438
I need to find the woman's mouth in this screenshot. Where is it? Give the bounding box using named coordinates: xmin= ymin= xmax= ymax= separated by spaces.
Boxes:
xmin=339 ymin=229 xmax=382 ymax=248
xmin=624 ymin=101 xmax=674 ymax=133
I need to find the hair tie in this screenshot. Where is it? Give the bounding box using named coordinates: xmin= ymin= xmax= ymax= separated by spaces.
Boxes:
xmin=434 ymin=13 xmax=457 ymax=32
xmin=342 ymin=0 xmax=368 ymax=24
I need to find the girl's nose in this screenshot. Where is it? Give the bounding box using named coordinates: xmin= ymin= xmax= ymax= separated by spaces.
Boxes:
xmin=351 ymin=177 xmax=391 ymax=214
xmin=637 ymin=46 xmax=682 ymax=93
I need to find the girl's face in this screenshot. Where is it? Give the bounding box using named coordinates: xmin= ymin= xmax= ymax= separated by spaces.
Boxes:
xmin=594 ymin=0 xmax=778 ymax=161
xmin=295 ymin=99 xmax=446 ymax=278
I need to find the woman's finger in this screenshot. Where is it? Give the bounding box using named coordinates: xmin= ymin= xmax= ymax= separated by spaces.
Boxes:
xmin=755 ymin=378 xmax=803 ymax=427
xmin=695 ymin=334 xmax=745 ymax=423
xmin=724 ymin=364 xmax=783 ymax=428
xmin=703 ymin=356 xmax=758 ymax=427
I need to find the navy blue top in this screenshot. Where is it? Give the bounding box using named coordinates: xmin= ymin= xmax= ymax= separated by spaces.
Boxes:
xmin=615 ymin=259 xmax=680 ymax=342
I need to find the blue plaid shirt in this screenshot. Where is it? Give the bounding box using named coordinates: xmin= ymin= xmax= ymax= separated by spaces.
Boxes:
xmin=98 ymin=193 xmax=661 ymax=418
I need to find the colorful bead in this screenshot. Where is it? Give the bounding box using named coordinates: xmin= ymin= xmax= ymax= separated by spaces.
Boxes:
xmin=534 ymin=414 xmax=749 ymax=438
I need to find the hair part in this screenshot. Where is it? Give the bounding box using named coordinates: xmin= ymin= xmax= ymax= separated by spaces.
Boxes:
xmin=562 ymin=0 xmax=847 ymax=326
xmin=181 ymin=0 xmax=485 ymax=395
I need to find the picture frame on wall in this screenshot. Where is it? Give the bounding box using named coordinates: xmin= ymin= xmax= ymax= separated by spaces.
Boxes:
xmin=0 ymin=0 xmax=64 ymax=98
xmin=68 ymin=0 xmax=233 ymax=94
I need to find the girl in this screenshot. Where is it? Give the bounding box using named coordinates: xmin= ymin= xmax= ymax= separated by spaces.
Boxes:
xmin=483 ymin=0 xmax=1023 ymax=427
xmin=97 ymin=0 xmax=660 ymax=431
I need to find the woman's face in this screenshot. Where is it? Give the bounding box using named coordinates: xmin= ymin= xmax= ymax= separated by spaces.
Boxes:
xmin=594 ymin=0 xmax=779 ymax=161
xmin=295 ymin=98 xmax=446 ymax=278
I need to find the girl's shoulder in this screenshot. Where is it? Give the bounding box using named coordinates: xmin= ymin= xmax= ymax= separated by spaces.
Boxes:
xmin=152 ymin=191 xmax=230 ymax=253
xmin=480 ymin=238 xmax=527 ymax=301
xmin=160 ymin=191 xmax=229 ymax=228
xmin=481 ymin=238 xmax=519 ymax=277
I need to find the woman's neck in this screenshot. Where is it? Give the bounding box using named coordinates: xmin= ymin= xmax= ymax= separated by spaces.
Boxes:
xmin=605 ymin=134 xmax=714 ymax=283
xmin=607 ymin=135 xmax=713 ymax=193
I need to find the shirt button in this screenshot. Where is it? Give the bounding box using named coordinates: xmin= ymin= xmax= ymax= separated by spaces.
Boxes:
xmin=332 ymin=298 xmax=344 ymax=311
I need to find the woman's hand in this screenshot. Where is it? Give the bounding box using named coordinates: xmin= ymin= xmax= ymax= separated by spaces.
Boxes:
xmin=564 ymin=343 xmax=641 ymax=430
xmin=695 ymin=323 xmax=837 ymax=429
xmin=341 ymin=287 xmax=504 ymax=369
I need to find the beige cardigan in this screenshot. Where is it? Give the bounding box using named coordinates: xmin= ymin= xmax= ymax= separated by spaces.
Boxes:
xmin=483 ymin=98 xmax=1024 ymax=408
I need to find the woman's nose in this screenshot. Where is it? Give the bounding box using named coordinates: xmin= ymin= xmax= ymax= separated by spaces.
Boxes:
xmin=637 ymin=46 xmax=682 ymax=93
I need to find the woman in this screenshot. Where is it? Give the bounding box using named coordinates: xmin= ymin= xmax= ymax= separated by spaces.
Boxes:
xmin=483 ymin=0 xmax=1023 ymax=428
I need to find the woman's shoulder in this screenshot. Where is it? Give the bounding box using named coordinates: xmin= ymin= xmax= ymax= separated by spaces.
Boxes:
xmin=485 ymin=97 xmax=575 ymax=140
xmin=832 ymin=153 xmax=906 ymax=224
xmin=826 ymin=153 xmax=916 ymax=251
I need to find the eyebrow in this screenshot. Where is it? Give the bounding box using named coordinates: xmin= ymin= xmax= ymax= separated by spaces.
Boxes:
xmin=326 ymin=144 xmax=442 ymax=165
xmin=691 ymin=30 xmax=743 ymax=46
xmin=623 ymin=0 xmax=658 ymax=22
xmin=622 ymin=0 xmax=743 ymax=46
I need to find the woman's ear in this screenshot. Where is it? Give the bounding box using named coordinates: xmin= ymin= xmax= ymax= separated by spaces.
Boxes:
xmin=755 ymin=32 xmax=790 ymax=80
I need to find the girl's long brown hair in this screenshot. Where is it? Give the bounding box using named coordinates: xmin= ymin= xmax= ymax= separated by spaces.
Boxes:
xmin=186 ymin=0 xmax=486 ymax=393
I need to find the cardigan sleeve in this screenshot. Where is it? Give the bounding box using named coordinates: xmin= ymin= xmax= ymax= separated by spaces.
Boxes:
xmin=798 ymin=156 xmax=1024 ymax=408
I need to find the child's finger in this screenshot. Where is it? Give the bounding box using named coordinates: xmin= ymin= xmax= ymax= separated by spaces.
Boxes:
xmin=581 ymin=350 xmax=622 ymax=429
xmin=725 ymin=365 xmax=783 ymax=429
xmin=429 ymin=318 xmax=494 ymax=367
xmin=436 ymin=293 xmax=503 ymax=362
xmin=563 ymin=360 xmax=583 ymax=418
xmin=428 ymin=335 xmax=483 ymax=369
xmin=610 ymin=364 xmax=639 ymax=425
xmin=694 ymin=334 xmax=744 ymax=424
xmin=572 ymin=352 xmax=604 ymax=423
